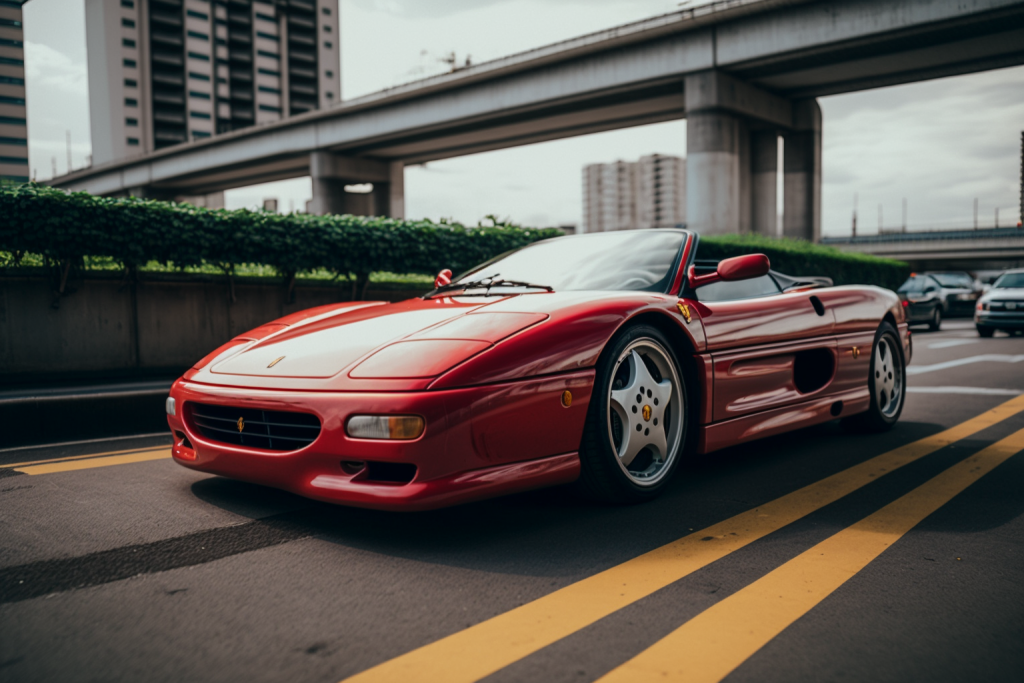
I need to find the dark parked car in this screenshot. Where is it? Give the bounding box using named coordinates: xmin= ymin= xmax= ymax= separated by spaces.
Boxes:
xmin=922 ymin=271 xmax=980 ymax=316
xmin=898 ymin=274 xmax=944 ymax=330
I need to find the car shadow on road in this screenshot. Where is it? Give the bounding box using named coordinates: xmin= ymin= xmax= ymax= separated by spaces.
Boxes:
xmin=180 ymin=414 xmax=1024 ymax=577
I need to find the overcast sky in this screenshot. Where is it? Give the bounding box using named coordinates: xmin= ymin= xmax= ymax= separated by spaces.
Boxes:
xmin=23 ymin=0 xmax=1024 ymax=235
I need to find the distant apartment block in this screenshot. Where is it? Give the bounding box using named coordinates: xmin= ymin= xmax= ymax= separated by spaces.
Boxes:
xmin=0 ymin=0 xmax=28 ymax=183
xmin=86 ymin=0 xmax=340 ymax=166
xmin=581 ymin=154 xmax=686 ymax=233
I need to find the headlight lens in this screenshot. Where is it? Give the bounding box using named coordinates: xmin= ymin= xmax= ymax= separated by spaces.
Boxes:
xmin=346 ymin=415 xmax=424 ymax=440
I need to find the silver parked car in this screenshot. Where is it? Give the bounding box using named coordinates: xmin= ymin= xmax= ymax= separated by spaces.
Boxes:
xmin=975 ymin=268 xmax=1024 ymax=337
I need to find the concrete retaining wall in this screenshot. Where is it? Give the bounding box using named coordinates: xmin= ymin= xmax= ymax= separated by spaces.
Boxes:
xmin=0 ymin=272 xmax=423 ymax=385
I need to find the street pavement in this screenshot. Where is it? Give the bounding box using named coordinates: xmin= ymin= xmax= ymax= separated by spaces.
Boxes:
xmin=2 ymin=320 xmax=1023 ymax=683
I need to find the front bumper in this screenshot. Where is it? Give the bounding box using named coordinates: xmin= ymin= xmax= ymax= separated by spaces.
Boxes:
xmin=975 ymin=310 xmax=1024 ymax=330
xmin=167 ymin=372 xmax=594 ymax=511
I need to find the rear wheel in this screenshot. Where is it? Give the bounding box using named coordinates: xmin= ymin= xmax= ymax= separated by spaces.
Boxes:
xmin=928 ymin=306 xmax=942 ymax=331
xmin=977 ymin=325 xmax=995 ymax=338
xmin=842 ymin=322 xmax=906 ymax=433
xmin=579 ymin=325 xmax=688 ymax=503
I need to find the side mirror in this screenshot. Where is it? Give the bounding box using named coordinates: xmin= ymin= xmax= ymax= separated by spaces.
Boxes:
xmin=434 ymin=269 xmax=453 ymax=288
xmin=688 ymin=254 xmax=770 ymax=289
xmin=924 ymin=287 xmax=938 ymax=295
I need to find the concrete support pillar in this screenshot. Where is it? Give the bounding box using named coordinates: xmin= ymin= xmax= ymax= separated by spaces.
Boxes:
xmin=750 ymin=131 xmax=778 ymax=236
xmin=686 ymin=110 xmax=748 ymax=235
xmin=308 ymin=151 xmax=405 ymax=217
xmin=783 ymin=99 xmax=822 ymax=242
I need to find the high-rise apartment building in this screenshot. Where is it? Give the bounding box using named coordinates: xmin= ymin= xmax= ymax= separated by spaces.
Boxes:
xmin=581 ymin=154 xmax=686 ymax=233
xmin=86 ymin=0 xmax=340 ymax=166
xmin=0 ymin=0 xmax=28 ymax=183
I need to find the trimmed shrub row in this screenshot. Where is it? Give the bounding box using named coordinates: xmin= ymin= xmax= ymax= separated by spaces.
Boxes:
xmin=0 ymin=183 xmax=908 ymax=292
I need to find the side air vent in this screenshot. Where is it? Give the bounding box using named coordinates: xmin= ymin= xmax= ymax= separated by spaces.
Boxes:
xmin=188 ymin=402 xmax=321 ymax=451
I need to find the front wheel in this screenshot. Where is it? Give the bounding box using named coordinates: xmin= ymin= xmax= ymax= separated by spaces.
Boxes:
xmin=842 ymin=321 xmax=906 ymax=433
xmin=928 ymin=306 xmax=942 ymax=331
xmin=579 ymin=325 xmax=689 ymax=503
xmin=977 ymin=325 xmax=995 ymax=338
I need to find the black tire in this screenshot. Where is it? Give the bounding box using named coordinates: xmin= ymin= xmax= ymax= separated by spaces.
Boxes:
xmin=928 ymin=306 xmax=942 ymax=331
xmin=977 ymin=325 xmax=995 ymax=338
xmin=842 ymin=321 xmax=906 ymax=433
xmin=579 ymin=324 xmax=690 ymax=504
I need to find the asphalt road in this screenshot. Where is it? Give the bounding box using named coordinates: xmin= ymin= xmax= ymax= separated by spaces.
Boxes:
xmin=2 ymin=320 xmax=1024 ymax=683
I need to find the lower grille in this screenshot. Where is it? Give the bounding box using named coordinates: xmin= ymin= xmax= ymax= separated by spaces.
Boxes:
xmin=189 ymin=402 xmax=321 ymax=451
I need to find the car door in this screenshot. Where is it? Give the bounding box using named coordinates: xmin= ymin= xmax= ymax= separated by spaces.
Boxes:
xmin=698 ymin=276 xmax=837 ymax=422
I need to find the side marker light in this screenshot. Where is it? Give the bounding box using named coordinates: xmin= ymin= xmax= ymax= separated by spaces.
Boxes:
xmin=561 ymin=390 xmax=572 ymax=408
xmin=165 ymin=397 xmax=176 ymax=416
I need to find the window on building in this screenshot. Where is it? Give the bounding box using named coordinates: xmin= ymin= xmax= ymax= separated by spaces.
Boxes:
xmin=121 ymin=18 xmax=135 ymax=28
xmin=324 ymin=41 xmax=332 ymax=49
xmin=190 ymin=111 xmax=212 ymax=119
xmin=0 ymin=96 xmax=26 ymax=106
xmin=0 ymin=57 xmax=24 ymax=67
xmin=322 ymin=7 xmax=330 ymax=14
xmin=188 ymin=51 xmax=210 ymax=61
xmin=125 ymin=117 xmax=138 ymax=126
xmin=121 ymin=0 xmax=134 ymax=8
xmin=256 ymin=31 xmax=278 ymax=41
xmin=186 ymin=10 xmax=209 ymax=20
xmin=0 ymin=116 xmax=27 ymax=126
xmin=323 ymin=25 xmax=331 ymax=32
xmin=123 ymin=58 xmax=137 ymax=68
xmin=0 ymin=156 xmax=28 ymax=165
xmin=256 ymin=12 xmax=275 ymax=22
xmin=125 ymin=97 xmax=138 ymax=106
xmin=124 ymin=78 xmax=138 ymax=87
xmin=325 ymin=70 xmax=333 ymax=78
xmin=188 ymin=71 xmax=211 ymax=81
xmin=216 ymin=76 xmax=227 ymax=83
xmin=193 ymin=131 xmax=212 ymax=139
xmin=257 ymin=85 xmax=281 ymax=94
xmin=0 ymin=137 xmax=27 ymax=146
xmin=127 ymin=137 xmax=140 ymax=145
xmin=189 ymin=90 xmax=211 ymax=99
xmin=256 ymin=50 xmax=280 ymax=59
xmin=257 ymin=67 xmax=280 ymax=77
xmin=122 ymin=38 xmax=136 ymax=48
xmin=187 ymin=30 xmax=210 ymax=41
xmin=0 ymin=18 xmax=22 ymax=28
xmin=258 ymin=104 xmax=281 ymax=113
xmin=0 ymin=76 xmax=25 ymax=86
xmin=216 ymin=37 xmax=227 ymax=45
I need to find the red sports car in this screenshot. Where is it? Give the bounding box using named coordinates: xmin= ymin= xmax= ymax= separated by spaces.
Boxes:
xmin=166 ymin=229 xmax=910 ymax=510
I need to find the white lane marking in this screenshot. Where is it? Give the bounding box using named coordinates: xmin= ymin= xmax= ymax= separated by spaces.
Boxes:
xmin=927 ymin=339 xmax=979 ymax=349
xmin=906 ymin=354 xmax=1024 ymax=376
xmin=908 ymin=386 xmax=1023 ymax=396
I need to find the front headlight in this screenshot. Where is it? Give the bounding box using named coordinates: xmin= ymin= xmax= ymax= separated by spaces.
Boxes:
xmin=346 ymin=415 xmax=425 ymax=440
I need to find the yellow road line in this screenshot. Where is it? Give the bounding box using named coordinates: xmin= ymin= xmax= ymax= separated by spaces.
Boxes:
xmin=340 ymin=395 xmax=1024 ymax=683
xmin=597 ymin=427 xmax=1024 ymax=683
xmin=14 ymin=449 xmax=171 ymax=475
xmin=1 ymin=445 xmax=171 ymax=470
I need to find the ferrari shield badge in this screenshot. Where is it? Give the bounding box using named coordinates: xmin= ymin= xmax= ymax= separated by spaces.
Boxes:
xmin=237 ymin=417 xmax=245 ymax=432
xmin=676 ymin=302 xmax=692 ymax=324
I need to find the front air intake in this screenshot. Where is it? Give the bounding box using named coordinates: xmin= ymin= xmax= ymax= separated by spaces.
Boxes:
xmin=188 ymin=402 xmax=321 ymax=452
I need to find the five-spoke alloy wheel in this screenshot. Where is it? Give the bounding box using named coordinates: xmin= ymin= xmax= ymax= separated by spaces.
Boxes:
xmin=843 ymin=321 xmax=906 ymax=433
xmin=580 ymin=324 xmax=689 ymax=502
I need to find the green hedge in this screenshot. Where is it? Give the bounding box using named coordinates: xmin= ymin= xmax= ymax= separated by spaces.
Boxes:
xmin=0 ymin=183 xmax=563 ymax=283
xmin=0 ymin=183 xmax=908 ymax=293
xmin=698 ymin=234 xmax=909 ymax=291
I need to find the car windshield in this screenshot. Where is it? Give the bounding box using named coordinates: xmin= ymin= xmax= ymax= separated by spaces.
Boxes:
xmin=454 ymin=230 xmax=686 ymax=292
xmin=898 ymin=276 xmax=931 ymax=293
xmin=929 ymin=273 xmax=973 ymax=288
xmin=993 ymin=272 xmax=1024 ymax=289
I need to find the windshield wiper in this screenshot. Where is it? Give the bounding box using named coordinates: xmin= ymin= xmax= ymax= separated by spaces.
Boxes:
xmin=425 ymin=274 xmax=553 ymax=298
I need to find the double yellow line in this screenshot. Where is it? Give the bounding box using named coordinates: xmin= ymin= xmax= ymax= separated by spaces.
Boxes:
xmin=0 ymin=446 xmax=170 ymax=475
xmin=342 ymin=394 xmax=1024 ymax=683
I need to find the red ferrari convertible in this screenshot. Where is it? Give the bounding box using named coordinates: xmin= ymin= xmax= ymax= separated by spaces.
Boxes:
xmin=166 ymin=229 xmax=910 ymax=510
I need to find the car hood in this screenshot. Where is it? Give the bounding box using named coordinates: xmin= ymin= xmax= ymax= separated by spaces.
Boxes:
xmin=184 ymin=295 xmax=553 ymax=391
xmin=981 ymin=288 xmax=1024 ymax=302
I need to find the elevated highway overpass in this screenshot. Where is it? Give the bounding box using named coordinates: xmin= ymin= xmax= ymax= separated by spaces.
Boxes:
xmin=823 ymin=228 xmax=1024 ymax=270
xmin=49 ymin=0 xmax=1024 ymax=240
